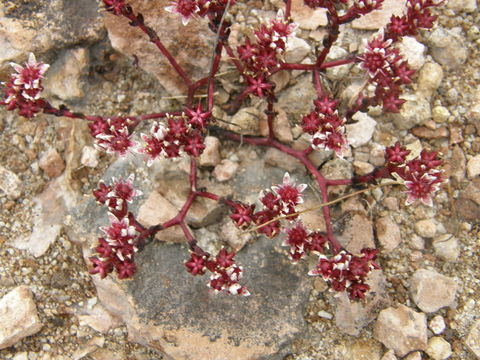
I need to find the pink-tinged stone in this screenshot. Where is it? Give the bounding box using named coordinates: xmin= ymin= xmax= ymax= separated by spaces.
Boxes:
xmin=259 ymin=107 xmax=293 ymax=143
xmin=39 ymin=148 xmax=65 ymax=178
xmin=137 ymin=191 xmax=187 ymax=243
xmin=290 ymin=0 xmax=328 ymax=30
xmin=376 ymin=216 xmax=402 ymax=251
xmin=14 ymin=177 xmax=75 ymax=257
xmin=374 ymin=304 xmax=427 ymax=357
xmin=337 ymin=212 xmax=375 ymax=255
xmin=199 ymin=136 xmax=221 ymax=167
xmin=0 ymin=286 xmax=42 ymax=349
xmin=103 ymin=0 xmax=214 ymax=95
xmin=0 ymin=165 xmax=22 ymax=200
xmin=213 ymin=159 xmax=239 ymax=182
xmin=352 ymin=0 xmax=406 ymax=30
xmin=409 ymin=269 xmax=457 ymax=313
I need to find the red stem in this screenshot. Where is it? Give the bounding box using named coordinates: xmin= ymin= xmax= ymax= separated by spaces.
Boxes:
xmin=266 ymin=96 xmax=276 ymax=141
xmin=274 ymin=57 xmax=355 ymax=75
xmin=316 ymin=3 xmax=339 ymax=68
xmin=313 ymin=69 xmax=324 ymax=98
xmin=224 ymin=44 xmax=246 ymax=75
xmin=284 ymin=0 xmax=292 ymax=20
xmin=42 ymin=101 xmax=180 ymax=122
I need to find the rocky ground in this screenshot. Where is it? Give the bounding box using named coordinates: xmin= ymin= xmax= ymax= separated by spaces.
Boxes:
xmin=0 ymin=0 xmax=480 ymax=359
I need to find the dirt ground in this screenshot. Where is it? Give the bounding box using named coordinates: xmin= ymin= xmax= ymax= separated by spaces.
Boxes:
xmin=0 ymin=1 xmax=479 ymax=359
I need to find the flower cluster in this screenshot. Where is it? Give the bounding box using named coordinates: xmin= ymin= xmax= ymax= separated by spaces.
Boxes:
xmin=136 ymin=113 xmax=207 ymax=165
xmin=229 ymin=173 xmax=380 ymax=300
xmin=89 ymin=117 xmax=136 ymax=155
xmin=237 ymin=13 xmax=297 ymax=97
xmin=228 ymin=172 xmax=307 ymax=238
xmin=165 ymin=0 xmax=235 ymax=25
xmin=301 ymin=96 xmax=348 ymax=156
xmin=358 ymin=31 xmax=414 ymax=113
xmin=89 ymin=175 xmax=143 ymax=279
xmin=384 ymin=142 xmax=444 ymax=206
xmin=385 ymin=0 xmax=442 ymax=41
xmin=1 ymin=0 xmax=447 ymax=303
xmin=357 ymin=0 xmax=442 ymax=113
xmin=309 ymin=249 xmax=379 ymax=300
xmin=185 ymin=248 xmax=250 ymax=296
xmin=284 ymin=222 xmax=327 ymax=262
xmin=0 ymin=53 xmax=49 ymax=118
xmin=352 ymin=0 xmax=384 ymax=15
xmin=102 ymin=0 xmax=129 ymax=16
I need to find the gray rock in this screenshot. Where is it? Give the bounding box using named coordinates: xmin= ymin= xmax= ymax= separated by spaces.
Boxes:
xmin=346 ymin=112 xmax=377 ymax=148
xmin=229 ymin=107 xmax=262 ymax=136
xmin=373 ymin=304 xmax=427 ymax=357
xmin=429 ymin=315 xmax=446 ymax=335
xmin=389 ymin=93 xmax=431 ymax=130
xmin=213 ymin=159 xmax=239 ymax=182
xmin=398 ymin=36 xmax=426 ymax=71
xmin=277 ymin=74 xmax=317 ymax=119
xmin=0 ymin=165 xmax=22 ymax=199
xmin=124 ymin=238 xmax=311 ymax=359
xmin=427 ymin=27 xmax=469 ymax=69
xmin=285 ymin=36 xmax=311 ymax=63
xmin=447 ymin=0 xmax=477 ymax=12
xmin=433 ymin=234 xmax=460 ymax=262
xmin=409 ymin=269 xmax=457 ymax=313
xmin=43 ymin=47 xmax=89 ymax=101
xmin=426 ymin=337 xmax=452 ymax=360
xmin=0 ymin=286 xmax=42 ymax=349
xmin=326 ymin=46 xmax=352 ymax=80
xmin=417 ymin=62 xmax=444 ymax=98
xmin=466 ymin=320 xmax=480 ymax=359
xmin=0 ymin=0 xmax=103 ymax=76
xmin=14 ymin=176 xmax=77 ymax=257
xmin=414 ymin=219 xmax=437 ymax=238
